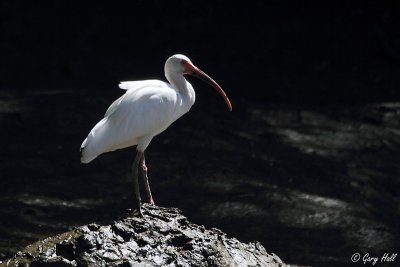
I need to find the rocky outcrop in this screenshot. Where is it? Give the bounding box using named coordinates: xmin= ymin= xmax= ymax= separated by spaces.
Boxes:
xmin=2 ymin=205 xmax=284 ymax=267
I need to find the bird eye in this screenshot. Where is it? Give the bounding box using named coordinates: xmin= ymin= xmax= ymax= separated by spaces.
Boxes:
xmin=181 ymin=60 xmax=186 ymax=65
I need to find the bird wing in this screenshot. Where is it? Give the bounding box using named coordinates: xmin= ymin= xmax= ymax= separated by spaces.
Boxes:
xmin=104 ymin=94 xmax=126 ymax=118
xmin=109 ymin=81 xmax=179 ymax=138
xmin=106 ymin=80 xmax=170 ymax=118
xmin=118 ymin=80 xmax=166 ymax=90
xmin=81 ymin=80 xmax=181 ymax=162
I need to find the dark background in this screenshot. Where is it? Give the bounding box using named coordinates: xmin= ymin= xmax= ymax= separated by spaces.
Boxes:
xmin=1 ymin=1 xmax=400 ymax=266
xmin=1 ymin=1 xmax=400 ymax=103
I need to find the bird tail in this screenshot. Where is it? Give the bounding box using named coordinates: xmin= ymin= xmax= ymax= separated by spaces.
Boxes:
xmin=80 ymin=137 xmax=98 ymax=164
xmin=80 ymin=118 xmax=109 ymax=164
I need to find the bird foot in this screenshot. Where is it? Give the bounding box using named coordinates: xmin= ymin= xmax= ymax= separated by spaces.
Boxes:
xmin=147 ymin=198 xmax=155 ymax=206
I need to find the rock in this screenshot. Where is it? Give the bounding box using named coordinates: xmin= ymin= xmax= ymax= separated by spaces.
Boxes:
xmin=1 ymin=205 xmax=285 ymax=267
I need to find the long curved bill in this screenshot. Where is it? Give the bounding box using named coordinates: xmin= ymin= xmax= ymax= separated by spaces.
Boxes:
xmin=185 ymin=61 xmax=232 ymax=111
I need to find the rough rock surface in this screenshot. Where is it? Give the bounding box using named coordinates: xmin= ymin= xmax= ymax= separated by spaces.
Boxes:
xmin=1 ymin=205 xmax=284 ymax=267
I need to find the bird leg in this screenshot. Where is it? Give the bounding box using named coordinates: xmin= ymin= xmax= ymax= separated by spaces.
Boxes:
xmin=131 ymin=151 xmax=143 ymax=216
xmin=140 ymin=153 xmax=155 ymax=205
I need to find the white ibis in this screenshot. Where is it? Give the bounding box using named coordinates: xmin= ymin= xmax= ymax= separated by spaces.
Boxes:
xmin=80 ymin=54 xmax=232 ymax=215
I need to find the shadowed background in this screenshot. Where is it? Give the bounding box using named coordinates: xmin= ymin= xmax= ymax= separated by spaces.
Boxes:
xmin=1 ymin=1 xmax=399 ymax=266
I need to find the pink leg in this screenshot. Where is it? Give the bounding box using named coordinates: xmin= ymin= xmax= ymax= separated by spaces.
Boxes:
xmin=140 ymin=153 xmax=155 ymax=205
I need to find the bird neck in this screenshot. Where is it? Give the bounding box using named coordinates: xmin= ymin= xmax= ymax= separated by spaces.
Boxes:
xmin=166 ymin=71 xmax=185 ymax=89
xmin=166 ymin=72 xmax=194 ymax=98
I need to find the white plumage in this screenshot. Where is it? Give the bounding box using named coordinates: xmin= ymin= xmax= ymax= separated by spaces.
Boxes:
xmin=80 ymin=54 xmax=231 ymax=214
xmin=81 ymin=79 xmax=194 ymax=163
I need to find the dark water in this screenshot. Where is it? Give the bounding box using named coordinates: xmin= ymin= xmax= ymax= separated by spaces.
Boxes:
xmin=0 ymin=88 xmax=399 ymax=266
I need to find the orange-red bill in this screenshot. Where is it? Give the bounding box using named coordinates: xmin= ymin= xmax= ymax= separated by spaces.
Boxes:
xmin=184 ymin=61 xmax=232 ymax=111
